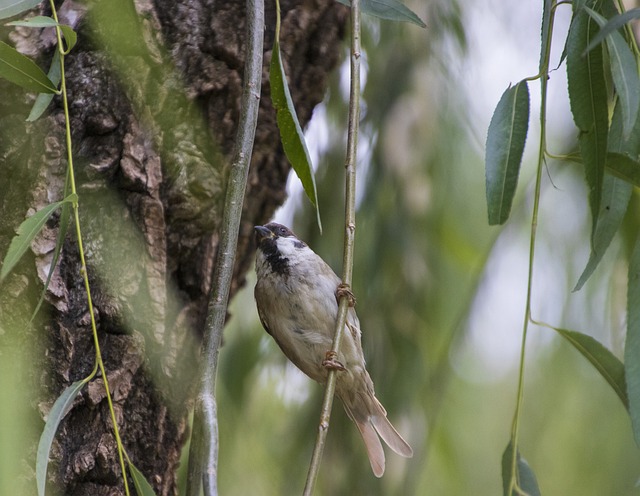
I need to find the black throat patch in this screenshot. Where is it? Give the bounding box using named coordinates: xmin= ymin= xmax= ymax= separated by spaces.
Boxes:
xmin=260 ymin=239 xmax=290 ymax=276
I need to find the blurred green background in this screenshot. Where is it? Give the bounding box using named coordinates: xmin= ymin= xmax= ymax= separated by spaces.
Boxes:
xmin=3 ymin=1 xmax=640 ymax=495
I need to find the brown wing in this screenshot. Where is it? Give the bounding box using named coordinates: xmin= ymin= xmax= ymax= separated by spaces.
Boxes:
xmin=254 ymin=287 xmax=273 ymax=336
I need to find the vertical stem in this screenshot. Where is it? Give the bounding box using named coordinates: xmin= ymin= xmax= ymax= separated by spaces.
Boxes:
xmin=185 ymin=1 xmax=264 ymax=495
xmin=509 ymin=2 xmax=555 ymax=494
xmin=49 ymin=2 xmax=130 ymax=494
xmin=303 ymin=1 xmax=361 ymax=494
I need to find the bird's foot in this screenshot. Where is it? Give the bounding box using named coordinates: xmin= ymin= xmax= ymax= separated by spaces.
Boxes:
xmin=335 ymin=283 xmax=356 ymax=307
xmin=322 ymin=351 xmax=346 ymax=371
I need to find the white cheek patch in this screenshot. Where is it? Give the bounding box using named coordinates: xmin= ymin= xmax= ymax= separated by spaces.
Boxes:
xmin=275 ymin=237 xmax=309 ymax=258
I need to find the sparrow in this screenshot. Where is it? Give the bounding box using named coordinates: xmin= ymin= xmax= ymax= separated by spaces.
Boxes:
xmin=253 ymin=222 xmax=412 ymax=477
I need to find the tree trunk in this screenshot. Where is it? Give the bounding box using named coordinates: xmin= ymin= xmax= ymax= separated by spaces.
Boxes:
xmin=0 ymin=0 xmax=346 ymax=494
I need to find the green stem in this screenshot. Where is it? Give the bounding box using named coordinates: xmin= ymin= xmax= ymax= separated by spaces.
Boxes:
xmin=49 ymin=2 xmax=130 ymax=494
xmin=508 ymin=2 xmax=556 ymax=494
xmin=303 ymin=0 xmax=361 ymax=493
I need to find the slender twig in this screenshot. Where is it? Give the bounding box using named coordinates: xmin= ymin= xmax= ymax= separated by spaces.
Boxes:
xmin=508 ymin=2 xmax=556 ymax=494
xmin=48 ymin=2 xmax=131 ymax=494
xmin=303 ymin=1 xmax=361 ymax=494
xmin=185 ymin=1 xmax=264 ymax=495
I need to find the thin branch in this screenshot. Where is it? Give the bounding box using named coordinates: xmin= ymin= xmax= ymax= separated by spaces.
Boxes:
xmin=303 ymin=0 xmax=361 ymax=493
xmin=508 ymin=1 xmax=556 ymax=493
xmin=185 ymin=1 xmax=264 ymax=495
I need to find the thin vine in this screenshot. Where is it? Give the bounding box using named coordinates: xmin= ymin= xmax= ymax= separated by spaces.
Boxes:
xmin=49 ymin=1 xmax=130 ymax=494
xmin=508 ymin=1 xmax=557 ymax=494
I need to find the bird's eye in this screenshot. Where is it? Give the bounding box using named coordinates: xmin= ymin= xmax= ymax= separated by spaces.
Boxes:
xmin=278 ymin=227 xmax=288 ymax=236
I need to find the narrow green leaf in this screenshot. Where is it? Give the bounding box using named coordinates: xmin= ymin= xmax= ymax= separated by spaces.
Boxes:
xmin=27 ymin=49 xmax=61 ymax=122
xmin=0 ymin=0 xmax=41 ymax=20
xmin=0 ymin=40 xmax=57 ymax=93
xmin=539 ymin=0 xmax=553 ymax=72
xmin=29 ymin=200 xmax=71 ymax=322
xmin=583 ymin=8 xmax=640 ymax=55
xmin=7 ymin=14 xmax=58 ymax=27
xmin=549 ymin=326 xmax=628 ymax=409
xmin=626 ymin=236 xmax=640 ymax=445
xmin=8 ymin=16 xmax=78 ymax=53
xmin=574 ymin=172 xmax=631 ymax=290
xmin=484 ymin=80 xmax=530 ymax=225
xmin=501 ymin=440 xmax=541 ymax=496
xmin=335 ymin=0 xmax=426 ymax=28
xmin=606 ymin=153 xmax=640 ymax=187
xmin=58 ymin=25 xmax=77 ymax=52
xmin=604 ymin=103 xmax=640 ymax=188
xmin=586 ymin=8 xmax=640 ymax=138
xmin=609 ymin=92 xmax=640 ymax=161
xmin=0 ymin=201 xmax=65 ymax=282
xmin=128 ymin=460 xmax=157 ymax=496
xmin=36 ymin=380 xmax=87 ymax=496
xmin=270 ymin=37 xmax=322 ymax=231
xmin=567 ymin=5 xmax=608 ymax=234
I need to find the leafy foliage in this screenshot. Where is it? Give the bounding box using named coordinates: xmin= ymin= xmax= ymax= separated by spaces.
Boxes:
xmin=483 ymin=0 xmax=640 ymax=492
xmin=566 ymin=2 xmax=608 ymax=235
xmin=36 ymin=380 xmax=87 ymax=496
xmin=548 ymin=325 xmax=628 ymax=409
xmin=626 ymin=237 xmax=640 ymax=445
xmin=0 ymin=195 xmax=75 ymax=282
xmin=270 ymin=1 xmax=322 ymax=232
xmin=0 ymin=40 xmax=58 ymax=93
xmin=501 ymin=441 xmax=541 ymax=496
xmin=485 ymin=80 xmax=529 ymax=225
xmin=335 ymin=0 xmax=426 ymax=27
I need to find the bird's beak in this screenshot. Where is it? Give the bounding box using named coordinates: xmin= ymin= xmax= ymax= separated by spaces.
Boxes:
xmin=254 ymin=225 xmax=273 ymax=242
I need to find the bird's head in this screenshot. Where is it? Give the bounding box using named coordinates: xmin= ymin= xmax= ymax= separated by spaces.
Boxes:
xmin=254 ymin=223 xmax=308 ymax=275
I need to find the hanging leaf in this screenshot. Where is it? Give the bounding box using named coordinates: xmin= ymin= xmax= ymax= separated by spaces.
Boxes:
xmin=0 ymin=0 xmax=41 ymax=20
xmin=548 ymin=326 xmax=628 ymax=409
xmin=585 ymin=8 xmax=640 ymax=138
xmin=539 ymin=0 xmax=553 ymax=71
xmin=583 ymin=7 xmax=640 ymax=55
xmin=36 ymin=379 xmax=87 ymax=496
xmin=8 ymin=16 xmax=77 ymax=53
xmin=335 ymin=0 xmax=426 ymax=28
xmin=574 ymin=172 xmax=631 ymax=290
xmin=27 ymin=49 xmax=62 ymax=122
xmin=567 ymin=4 xmax=608 ymax=234
xmin=128 ymin=460 xmax=158 ymax=496
xmin=501 ymin=440 xmax=541 ymax=496
xmin=0 ymin=197 xmax=76 ymax=282
xmin=609 ymin=87 xmax=640 ymax=161
xmin=485 ymin=80 xmax=530 ymax=225
xmin=270 ymin=3 xmax=321 ymax=231
xmin=0 ymin=40 xmax=58 ymax=94
xmin=29 ymin=199 xmax=71 ymax=322
xmin=626 ymin=236 xmax=640 ymax=446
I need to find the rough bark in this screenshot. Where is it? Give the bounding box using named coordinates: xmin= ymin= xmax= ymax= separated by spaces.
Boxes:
xmin=0 ymin=0 xmax=347 ymax=494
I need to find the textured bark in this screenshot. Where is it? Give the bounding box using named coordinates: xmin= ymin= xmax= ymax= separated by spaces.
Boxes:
xmin=0 ymin=0 xmax=346 ymax=494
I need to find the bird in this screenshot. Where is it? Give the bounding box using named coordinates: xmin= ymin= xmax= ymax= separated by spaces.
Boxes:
xmin=253 ymin=222 xmax=412 ymax=477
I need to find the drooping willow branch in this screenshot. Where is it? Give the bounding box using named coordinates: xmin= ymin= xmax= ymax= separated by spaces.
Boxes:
xmin=185 ymin=1 xmax=264 ymax=495
xmin=302 ymin=0 xmax=361 ymax=493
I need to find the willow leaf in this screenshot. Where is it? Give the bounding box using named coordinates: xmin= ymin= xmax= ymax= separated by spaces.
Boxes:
xmin=485 ymin=80 xmax=530 ymax=225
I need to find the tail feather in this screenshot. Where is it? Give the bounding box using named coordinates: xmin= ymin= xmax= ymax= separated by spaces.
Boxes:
xmin=371 ymin=412 xmax=413 ymax=458
xmin=353 ymin=419 xmax=386 ymax=478
xmin=345 ymin=395 xmax=412 ymax=477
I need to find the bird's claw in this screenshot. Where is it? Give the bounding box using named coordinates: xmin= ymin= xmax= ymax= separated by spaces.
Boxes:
xmin=322 ymin=351 xmax=346 ymax=371
xmin=335 ymin=283 xmax=356 ymax=307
